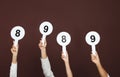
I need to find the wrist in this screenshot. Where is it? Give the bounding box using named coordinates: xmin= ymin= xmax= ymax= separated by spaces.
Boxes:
xmin=41 ymin=48 xmax=46 ymax=52
xmin=12 ymin=54 xmax=17 ymax=57
xmin=41 ymin=55 xmax=47 ymax=59
xmin=41 ymin=50 xmax=47 ymax=59
xmin=64 ymin=60 xmax=69 ymax=65
xmin=96 ymin=62 xmax=102 ymax=67
xmin=64 ymin=61 xmax=71 ymax=69
xmin=12 ymin=56 xmax=17 ymax=64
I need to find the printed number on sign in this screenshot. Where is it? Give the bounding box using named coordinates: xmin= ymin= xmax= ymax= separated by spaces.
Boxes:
xmin=85 ymin=31 xmax=100 ymax=46
xmin=44 ymin=25 xmax=49 ymax=33
xmin=39 ymin=21 xmax=53 ymax=35
xmin=62 ymin=35 xmax=66 ymax=43
xmin=15 ymin=30 xmax=21 ymax=37
xmin=56 ymin=32 xmax=71 ymax=46
xmin=10 ymin=26 xmax=25 ymax=41
xmin=90 ymin=35 xmax=95 ymax=42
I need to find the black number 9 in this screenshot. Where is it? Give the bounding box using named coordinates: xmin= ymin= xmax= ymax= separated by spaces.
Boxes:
xmin=90 ymin=35 xmax=95 ymax=42
xmin=44 ymin=25 xmax=48 ymax=33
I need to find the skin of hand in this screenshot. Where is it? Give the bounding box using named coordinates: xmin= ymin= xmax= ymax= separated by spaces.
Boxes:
xmin=91 ymin=52 xmax=101 ymax=65
xmin=91 ymin=52 xmax=108 ymax=77
xmin=61 ymin=51 xmax=73 ymax=77
xmin=61 ymin=52 xmax=69 ymax=63
xmin=38 ymin=39 xmax=47 ymax=51
xmin=38 ymin=39 xmax=47 ymax=59
xmin=11 ymin=42 xmax=19 ymax=64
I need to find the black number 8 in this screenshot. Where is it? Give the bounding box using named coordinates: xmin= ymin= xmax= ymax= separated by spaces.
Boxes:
xmin=90 ymin=35 xmax=95 ymax=42
xmin=44 ymin=25 xmax=48 ymax=33
xmin=15 ymin=30 xmax=21 ymax=37
xmin=62 ymin=35 xmax=66 ymax=43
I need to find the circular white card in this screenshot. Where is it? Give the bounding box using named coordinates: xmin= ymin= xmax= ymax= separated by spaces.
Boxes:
xmin=10 ymin=26 xmax=25 ymax=41
xmin=57 ymin=32 xmax=71 ymax=46
xmin=85 ymin=31 xmax=100 ymax=46
xmin=39 ymin=21 xmax=53 ymax=35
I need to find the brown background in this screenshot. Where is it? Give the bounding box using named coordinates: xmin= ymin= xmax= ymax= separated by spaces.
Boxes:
xmin=0 ymin=0 xmax=120 ymax=77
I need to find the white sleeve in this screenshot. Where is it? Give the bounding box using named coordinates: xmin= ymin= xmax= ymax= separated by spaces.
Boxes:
xmin=41 ymin=57 xmax=54 ymax=77
xmin=10 ymin=63 xmax=17 ymax=77
xmin=108 ymin=74 xmax=110 ymax=77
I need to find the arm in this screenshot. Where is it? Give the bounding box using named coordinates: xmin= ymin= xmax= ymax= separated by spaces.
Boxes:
xmin=61 ymin=52 xmax=73 ymax=77
xmin=91 ymin=52 xmax=109 ymax=77
xmin=38 ymin=40 xmax=54 ymax=77
xmin=10 ymin=43 xmax=18 ymax=77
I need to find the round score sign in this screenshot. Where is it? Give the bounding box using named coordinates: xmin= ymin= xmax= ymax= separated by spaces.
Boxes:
xmin=85 ymin=31 xmax=100 ymax=46
xmin=39 ymin=21 xmax=53 ymax=36
xmin=39 ymin=21 xmax=53 ymax=44
xmin=57 ymin=32 xmax=71 ymax=46
xmin=10 ymin=26 xmax=25 ymax=46
xmin=56 ymin=32 xmax=71 ymax=56
xmin=85 ymin=31 xmax=100 ymax=54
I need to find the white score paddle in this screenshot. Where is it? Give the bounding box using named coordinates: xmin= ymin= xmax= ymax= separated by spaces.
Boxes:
xmin=85 ymin=31 xmax=100 ymax=55
xmin=10 ymin=26 xmax=25 ymax=46
xmin=57 ymin=32 xmax=71 ymax=56
xmin=39 ymin=21 xmax=53 ymax=44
